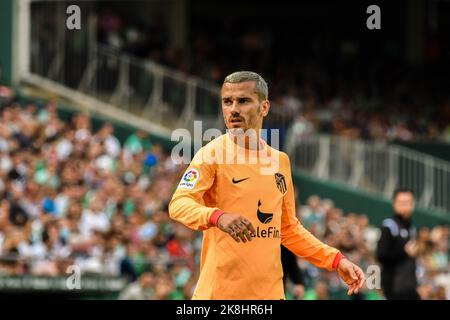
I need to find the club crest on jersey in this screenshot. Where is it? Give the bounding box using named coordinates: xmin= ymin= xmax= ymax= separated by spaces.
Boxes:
xmin=275 ymin=173 xmax=287 ymax=194
xmin=178 ymin=169 xmax=199 ymax=189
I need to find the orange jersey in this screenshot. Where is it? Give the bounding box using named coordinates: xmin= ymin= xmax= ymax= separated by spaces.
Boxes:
xmin=169 ymin=133 xmax=339 ymax=299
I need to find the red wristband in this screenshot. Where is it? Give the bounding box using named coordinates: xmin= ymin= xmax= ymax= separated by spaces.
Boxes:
xmin=332 ymin=252 xmax=345 ymax=270
xmin=210 ymin=209 xmax=225 ymax=226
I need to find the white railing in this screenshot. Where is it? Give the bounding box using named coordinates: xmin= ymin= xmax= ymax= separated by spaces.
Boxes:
xmin=287 ymin=134 xmax=450 ymax=215
xmin=30 ymin=38 xmax=294 ymax=135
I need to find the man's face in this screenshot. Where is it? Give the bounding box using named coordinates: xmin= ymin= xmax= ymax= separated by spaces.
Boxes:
xmin=221 ymin=81 xmax=269 ymax=134
xmin=393 ymin=192 xmax=415 ymax=218
xmin=101 ymin=124 xmax=113 ymax=136
xmin=140 ymin=272 xmax=155 ymax=288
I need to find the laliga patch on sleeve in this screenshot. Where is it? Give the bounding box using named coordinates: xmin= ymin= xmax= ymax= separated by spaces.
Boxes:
xmin=178 ymin=168 xmax=200 ymax=189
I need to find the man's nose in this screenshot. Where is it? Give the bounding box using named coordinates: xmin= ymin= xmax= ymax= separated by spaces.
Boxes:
xmin=230 ymin=100 xmax=239 ymax=113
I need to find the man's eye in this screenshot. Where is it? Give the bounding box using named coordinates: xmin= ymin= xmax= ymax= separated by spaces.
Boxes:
xmin=238 ymin=99 xmax=248 ymax=104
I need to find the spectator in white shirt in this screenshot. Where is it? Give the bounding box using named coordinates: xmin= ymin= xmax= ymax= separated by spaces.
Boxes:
xmin=79 ymin=199 xmax=110 ymax=236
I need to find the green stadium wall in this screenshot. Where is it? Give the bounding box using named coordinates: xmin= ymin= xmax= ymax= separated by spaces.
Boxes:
xmin=394 ymin=140 xmax=450 ymax=162
xmin=0 ymin=0 xmax=14 ymax=85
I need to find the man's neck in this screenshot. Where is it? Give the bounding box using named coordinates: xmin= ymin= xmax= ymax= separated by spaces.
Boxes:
xmin=394 ymin=212 xmax=412 ymax=225
xmin=228 ymin=130 xmax=263 ymax=150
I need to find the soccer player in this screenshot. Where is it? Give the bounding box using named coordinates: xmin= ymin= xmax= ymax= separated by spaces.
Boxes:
xmin=168 ymin=71 xmax=365 ymax=299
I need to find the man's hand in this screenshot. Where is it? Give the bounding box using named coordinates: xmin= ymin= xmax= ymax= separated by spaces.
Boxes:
xmin=217 ymin=213 xmax=256 ymax=243
xmin=336 ymin=258 xmax=365 ymax=295
xmin=404 ymin=240 xmax=418 ymax=257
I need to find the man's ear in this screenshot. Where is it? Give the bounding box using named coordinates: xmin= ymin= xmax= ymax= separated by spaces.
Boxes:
xmin=261 ymin=100 xmax=270 ymax=117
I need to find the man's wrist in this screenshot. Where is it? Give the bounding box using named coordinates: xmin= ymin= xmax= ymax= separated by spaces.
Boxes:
xmin=210 ymin=209 xmax=226 ymax=226
xmin=332 ymin=252 xmax=346 ymax=270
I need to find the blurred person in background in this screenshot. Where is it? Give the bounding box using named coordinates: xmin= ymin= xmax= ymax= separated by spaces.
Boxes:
xmin=281 ymin=245 xmax=305 ymax=299
xmin=118 ymin=270 xmax=155 ymax=300
xmin=300 ymin=195 xmax=325 ymax=234
xmin=376 ymin=188 xmax=420 ymax=300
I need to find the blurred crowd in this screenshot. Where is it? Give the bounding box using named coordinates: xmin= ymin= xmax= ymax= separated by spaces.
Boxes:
xmin=0 ymin=94 xmax=200 ymax=299
xmin=0 ymin=91 xmax=449 ymax=299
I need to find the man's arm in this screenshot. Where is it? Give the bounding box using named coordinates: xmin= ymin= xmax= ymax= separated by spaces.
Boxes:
xmin=168 ymin=149 xmax=220 ymax=231
xmin=280 ymin=154 xmax=365 ymax=294
xmin=169 ymin=148 xmax=256 ymax=240
xmin=280 ymin=155 xmax=340 ymax=270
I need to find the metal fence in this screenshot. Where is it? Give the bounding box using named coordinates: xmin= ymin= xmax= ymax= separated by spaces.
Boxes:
xmin=287 ymin=134 xmax=450 ymax=215
xmin=31 ymin=38 xmax=296 ymax=136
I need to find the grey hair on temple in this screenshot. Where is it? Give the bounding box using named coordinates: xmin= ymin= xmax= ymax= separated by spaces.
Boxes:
xmin=223 ymin=71 xmax=268 ymax=101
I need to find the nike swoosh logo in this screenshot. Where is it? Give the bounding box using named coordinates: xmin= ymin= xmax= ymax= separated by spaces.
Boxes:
xmin=232 ymin=177 xmax=249 ymax=184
